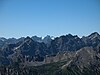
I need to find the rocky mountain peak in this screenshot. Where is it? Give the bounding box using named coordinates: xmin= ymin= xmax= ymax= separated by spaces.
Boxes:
xmin=43 ymin=35 xmax=52 ymax=45
xmin=31 ymin=36 xmax=42 ymax=42
xmin=0 ymin=37 xmax=6 ymax=42
xmin=24 ymin=36 xmax=33 ymax=43
xmin=88 ymin=32 xmax=100 ymax=40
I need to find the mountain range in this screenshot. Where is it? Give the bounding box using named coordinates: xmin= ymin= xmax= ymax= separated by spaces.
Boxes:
xmin=0 ymin=32 xmax=100 ymax=75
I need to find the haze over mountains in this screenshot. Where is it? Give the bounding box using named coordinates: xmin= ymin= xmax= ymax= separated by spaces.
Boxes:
xmin=0 ymin=32 xmax=100 ymax=75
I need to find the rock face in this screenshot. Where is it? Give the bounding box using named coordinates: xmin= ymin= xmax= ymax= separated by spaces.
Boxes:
xmin=0 ymin=32 xmax=100 ymax=75
xmin=49 ymin=34 xmax=85 ymax=54
xmin=31 ymin=36 xmax=42 ymax=42
xmin=31 ymin=35 xmax=52 ymax=46
xmin=42 ymin=35 xmax=52 ymax=46
xmin=16 ymin=37 xmax=48 ymax=57
xmin=0 ymin=37 xmax=25 ymax=48
xmin=61 ymin=47 xmax=97 ymax=68
xmin=82 ymin=32 xmax=100 ymax=47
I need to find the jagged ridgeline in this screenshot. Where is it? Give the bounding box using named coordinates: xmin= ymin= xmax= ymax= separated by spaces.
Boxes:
xmin=0 ymin=32 xmax=100 ymax=75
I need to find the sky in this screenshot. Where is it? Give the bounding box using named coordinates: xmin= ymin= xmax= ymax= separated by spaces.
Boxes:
xmin=0 ymin=0 xmax=100 ymax=38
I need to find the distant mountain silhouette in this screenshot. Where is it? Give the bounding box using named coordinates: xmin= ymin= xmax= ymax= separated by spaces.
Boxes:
xmin=0 ymin=32 xmax=100 ymax=75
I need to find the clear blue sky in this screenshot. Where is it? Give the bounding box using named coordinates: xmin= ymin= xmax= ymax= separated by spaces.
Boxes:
xmin=0 ymin=0 xmax=100 ymax=38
